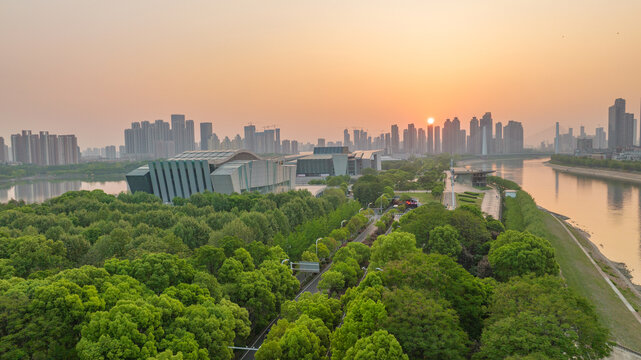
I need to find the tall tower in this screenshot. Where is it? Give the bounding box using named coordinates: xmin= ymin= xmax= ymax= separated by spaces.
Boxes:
xmin=171 ymin=114 xmax=186 ymax=154
xmin=200 ymin=122 xmax=212 ymax=150
xmin=427 ymin=124 xmax=434 ymax=154
xmin=554 ymin=122 xmax=560 ymax=154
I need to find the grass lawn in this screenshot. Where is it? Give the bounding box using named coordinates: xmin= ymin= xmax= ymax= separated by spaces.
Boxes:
xmin=400 ymin=192 xmax=439 ymax=204
xmin=541 ymin=211 xmax=641 ymax=351
xmin=456 ymin=192 xmax=484 ymax=209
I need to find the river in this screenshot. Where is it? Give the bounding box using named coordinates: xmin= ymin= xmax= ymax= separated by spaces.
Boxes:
xmin=470 ymin=157 xmax=641 ymax=284
xmin=0 ymin=180 xmax=128 ymax=204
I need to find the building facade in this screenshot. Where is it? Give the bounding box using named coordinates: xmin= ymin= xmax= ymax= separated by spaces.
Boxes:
xmin=126 ymin=150 xmax=296 ymax=202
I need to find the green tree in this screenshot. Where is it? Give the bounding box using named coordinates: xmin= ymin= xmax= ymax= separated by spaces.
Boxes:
xmin=173 ymin=217 xmax=211 ymax=249
xmin=428 ymin=225 xmax=463 ymax=258
xmin=383 ymin=288 xmax=469 ymax=359
xmin=233 ymin=248 xmax=255 ymax=271
xmin=369 ymin=231 xmax=419 ymax=270
xmin=382 ymin=252 xmax=491 ymax=339
xmin=281 ymin=292 xmax=343 ymax=329
xmin=192 ymin=245 xmax=226 ymax=274
xmin=343 ymin=330 xmax=408 ymax=360
xmin=488 ymin=230 xmax=559 ymax=281
xmin=318 ymin=270 xmax=345 ymax=296
xmin=9 ymin=235 xmax=67 ymax=277
xmin=330 ymin=298 xmax=388 ymax=360
xmin=475 ymin=275 xmax=611 ymax=359
xmin=76 ymin=300 xmax=164 ymax=359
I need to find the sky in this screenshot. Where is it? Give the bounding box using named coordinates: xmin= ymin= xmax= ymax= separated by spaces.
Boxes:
xmin=1 ymin=0 xmax=641 ymax=148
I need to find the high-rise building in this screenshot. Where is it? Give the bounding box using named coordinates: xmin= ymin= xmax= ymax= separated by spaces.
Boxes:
xmin=384 ymin=133 xmax=391 ymax=154
xmin=595 ymin=127 xmax=607 ymax=149
xmin=291 ymin=140 xmax=299 ymax=154
xmin=105 ymin=145 xmax=117 ymax=160
xmin=171 ymin=114 xmax=186 ymax=154
xmin=404 ymin=123 xmax=417 ymax=154
xmin=580 ymin=126 xmax=586 ymax=138
xmin=503 ymin=121 xmax=524 ymax=153
xmin=495 ymin=122 xmax=503 ymax=154
xmin=555 ymin=122 xmax=560 ymax=154
xmin=275 ymin=128 xmax=281 ymax=153
xmin=435 ymin=126 xmax=441 ymax=153
xmin=480 ymin=112 xmax=493 ymax=155
xmin=185 ymin=120 xmax=195 ymax=151
xmin=608 ymin=98 xmax=634 ymax=149
xmin=0 ymin=137 xmax=5 ymax=163
xmin=200 ymin=122 xmax=212 ymax=150
xmin=391 ymin=125 xmax=399 ymax=154
xmin=281 ymin=140 xmax=291 ymax=154
xmin=317 ymin=138 xmax=326 ymax=147
xmin=10 ymin=130 xmax=79 ymax=165
xmin=427 ymin=124 xmax=434 ymax=154
xmin=343 ymin=129 xmax=351 ymax=150
xmin=417 ymin=128 xmax=426 ymax=154
xmin=244 ymin=125 xmax=256 ymax=152
xmin=468 ymin=117 xmax=480 ymax=154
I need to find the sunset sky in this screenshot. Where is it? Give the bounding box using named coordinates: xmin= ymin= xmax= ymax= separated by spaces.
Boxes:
xmin=2 ymin=1 xmax=641 ymax=148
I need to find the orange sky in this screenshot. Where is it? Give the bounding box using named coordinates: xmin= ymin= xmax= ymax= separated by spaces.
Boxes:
xmin=1 ymin=1 xmax=641 ymax=148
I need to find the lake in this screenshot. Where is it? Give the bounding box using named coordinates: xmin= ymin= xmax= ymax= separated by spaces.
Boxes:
xmin=0 ymin=180 xmax=128 ymax=204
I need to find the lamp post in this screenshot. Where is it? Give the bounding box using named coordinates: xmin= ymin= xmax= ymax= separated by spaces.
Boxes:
xmin=316 ymin=237 xmax=322 ymax=258
xmin=375 ymin=267 xmax=384 ymax=272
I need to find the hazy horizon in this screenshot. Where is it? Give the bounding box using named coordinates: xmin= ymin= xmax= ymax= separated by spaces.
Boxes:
xmin=2 ymin=1 xmax=641 ymax=148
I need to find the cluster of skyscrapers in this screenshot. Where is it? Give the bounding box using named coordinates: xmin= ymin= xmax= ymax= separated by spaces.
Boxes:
xmin=242 ymin=125 xmax=298 ymax=154
xmin=123 ymin=115 xmax=196 ymax=160
xmin=7 ymin=130 xmax=79 ymax=165
xmin=554 ymin=98 xmax=639 ymax=156
xmin=341 ymin=113 xmax=524 ymax=156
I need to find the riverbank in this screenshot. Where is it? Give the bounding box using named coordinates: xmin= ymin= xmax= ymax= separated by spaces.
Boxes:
xmin=457 ymin=154 xmax=550 ymax=167
xmin=539 ymin=208 xmax=641 ymax=352
xmin=546 ymin=162 xmax=641 ymax=184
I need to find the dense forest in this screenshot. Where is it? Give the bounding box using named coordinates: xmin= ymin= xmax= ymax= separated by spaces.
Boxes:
xmin=0 ymin=156 xmax=613 ymax=359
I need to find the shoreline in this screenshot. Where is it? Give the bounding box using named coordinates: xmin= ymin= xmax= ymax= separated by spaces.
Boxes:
xmin=546 ymin=207 xmax=641 ymax=296
xmin=546 ymin=162 xmax=641 ymax=184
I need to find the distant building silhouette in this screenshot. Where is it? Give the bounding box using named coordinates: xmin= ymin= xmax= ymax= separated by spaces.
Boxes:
xmin=200 ymin=122 xmax=212 ymax=150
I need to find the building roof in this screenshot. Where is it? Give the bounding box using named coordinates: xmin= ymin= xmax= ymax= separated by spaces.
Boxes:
xmin=126 ymin=165 xmax=150 ymax=177
xmin=169 ymin=150 xmax=261 ymax=165
xmin=351 ymin=150 xmax=384 ymax=159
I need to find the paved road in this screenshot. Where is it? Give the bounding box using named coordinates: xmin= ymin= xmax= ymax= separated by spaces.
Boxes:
xmin=239 ymin=215 xmax=381 ymax=360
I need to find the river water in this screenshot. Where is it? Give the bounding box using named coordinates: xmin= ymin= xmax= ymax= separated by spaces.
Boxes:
xmin=471 ymin=157 xmax=641 ymax=284
xmin=0 ymin=180 xmax=128 ymax=204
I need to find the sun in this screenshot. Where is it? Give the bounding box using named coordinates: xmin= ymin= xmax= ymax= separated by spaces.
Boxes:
xmin=427 ymin=117 xmax=435 ymax=125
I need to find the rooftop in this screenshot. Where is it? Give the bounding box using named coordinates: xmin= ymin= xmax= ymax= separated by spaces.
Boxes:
xmin=169 ymin=150 xmax=261 ymax=165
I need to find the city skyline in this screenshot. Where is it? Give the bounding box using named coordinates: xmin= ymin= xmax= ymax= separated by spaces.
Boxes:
xmin=2 ymin=1 xmax=641 ymax=148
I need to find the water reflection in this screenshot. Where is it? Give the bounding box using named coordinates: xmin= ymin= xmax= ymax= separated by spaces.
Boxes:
xmin=467 ymin=157 xmax=641 ymax=284
xmin=0 ymin=180 xmax=128 ymax=204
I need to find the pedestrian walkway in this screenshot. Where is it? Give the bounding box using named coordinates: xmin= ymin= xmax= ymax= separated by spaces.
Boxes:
xmin=481 ymin=187 xmax=500 ymax=219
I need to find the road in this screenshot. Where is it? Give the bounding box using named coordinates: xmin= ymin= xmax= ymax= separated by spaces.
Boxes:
xmin=239 ymin=214 xmax=381 ymax=360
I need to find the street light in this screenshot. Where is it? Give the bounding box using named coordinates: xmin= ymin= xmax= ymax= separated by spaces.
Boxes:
xmin=281 ymin=259 xmax=289 ymax=265
xmin=340 ymin=219 xmax=347 ymax=227
xmin=316 ymin=238 xmax=322 ymax=258
xmin=375 ymin=267 xmax=384 ymax=272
